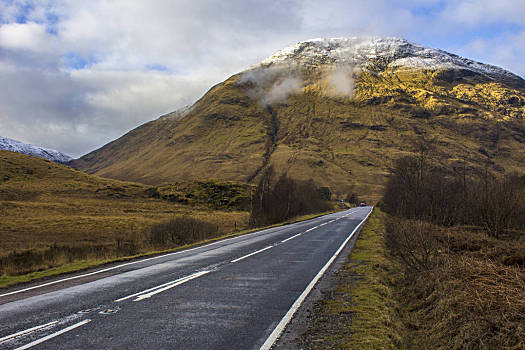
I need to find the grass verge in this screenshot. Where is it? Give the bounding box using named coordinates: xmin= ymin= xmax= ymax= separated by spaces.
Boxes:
xmin=297 ymin=208 xmax=402 ymax=349
xmin=340 ymin=208 xmax=402 ymax=349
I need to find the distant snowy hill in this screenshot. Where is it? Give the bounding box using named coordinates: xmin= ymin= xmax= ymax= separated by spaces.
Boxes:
xmin=0 ymin=137 xmax=72 ymax=163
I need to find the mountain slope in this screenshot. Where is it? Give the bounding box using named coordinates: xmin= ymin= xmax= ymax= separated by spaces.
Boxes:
xmin=70 ymin=37 xmax=525 ymax=200
xmin=0 ymin=136 xmax=72 ymax=163
xmin=0 ymin=150 xmax=249 ymax=257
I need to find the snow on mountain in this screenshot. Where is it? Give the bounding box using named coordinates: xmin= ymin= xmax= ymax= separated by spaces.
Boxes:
xmin=0 ymin=137 xmax=72 ymax=163
xmin=260 ymin=37 xmax=522 ymax=84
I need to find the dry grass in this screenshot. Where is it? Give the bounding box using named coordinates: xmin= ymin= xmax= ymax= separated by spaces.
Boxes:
xmin=0 ymin=150 xmax=340 ymax=286
xmin=0 ymin=151 xmax=249 ymax=276
xmin=387 ymin=218 xmax=525 ymax=350
xmin=296 ymin=209 xmax=525 ymax=349
xmin=0 ymin=197 xmax=247 ymax=254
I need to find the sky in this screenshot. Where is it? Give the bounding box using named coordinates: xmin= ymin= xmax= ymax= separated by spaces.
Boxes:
xmin=1 ymin=0 xmax=524 ymax=158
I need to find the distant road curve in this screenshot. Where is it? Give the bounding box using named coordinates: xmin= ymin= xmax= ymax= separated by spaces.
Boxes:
xmin=0 ymin=206 xmax=373 ymax=350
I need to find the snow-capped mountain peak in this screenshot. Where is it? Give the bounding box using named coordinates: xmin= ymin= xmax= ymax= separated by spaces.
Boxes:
xmin=260 ymin=36 xmax=522 ymax=84
xmin=0 ymin=137 xmax=72 ymax=163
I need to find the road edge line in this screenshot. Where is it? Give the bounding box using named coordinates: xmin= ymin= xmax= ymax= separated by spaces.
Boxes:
xmin=259 ymin=207 xmax=373 ymax=350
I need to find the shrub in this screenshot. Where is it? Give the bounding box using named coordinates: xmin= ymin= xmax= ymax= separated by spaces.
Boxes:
xmin=385 ymin=217 xmax=439 ymax=273
xmin=387 ymin=219 xmax=525 ymax=349
xmin=149 ymin=216 xmax=219 ymax=246
xmin=382 ymin=154 xmax=525 ymax=237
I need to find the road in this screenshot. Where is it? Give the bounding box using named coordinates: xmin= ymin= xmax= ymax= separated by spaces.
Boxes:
xmin=0 ymin=206 xmax=372 ymax=350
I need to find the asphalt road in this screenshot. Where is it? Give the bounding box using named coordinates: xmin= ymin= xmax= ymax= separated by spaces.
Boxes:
xmin=0 ymin=206 xmax=372 ymax=350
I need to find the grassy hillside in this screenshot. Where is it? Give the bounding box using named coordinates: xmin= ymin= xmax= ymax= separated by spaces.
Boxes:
xmin=0 ymin=151 xmax=250 ymax=266
xmin=71 ymin=63 xmax=525 ymax=202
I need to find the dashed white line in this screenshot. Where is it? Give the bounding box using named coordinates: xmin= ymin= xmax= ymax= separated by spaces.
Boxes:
xmin=0 ymin=223 xmax=285 ymax=298
xmin=281 ymin=233 xmax=302 ymax=243
xmin=231 ymin=246 xmax=273 ymax=263
xmin=0 ymin=321 xmax=58 ymax=343
xmin=259 ymin=208 xmax=373 ymax=350
xmin=115 ymin=270 xmax=210 ymax=302
xmin=2 ymin=210 xmax=356 ymax=299
xmin=13 ymin=319 xmax=91 ymax=350
xmin=1 ymin=207 xmax=364 ymax=300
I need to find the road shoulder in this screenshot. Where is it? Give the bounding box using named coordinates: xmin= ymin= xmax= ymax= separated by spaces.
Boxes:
xmin=274 ymin=208 xmax=403 ymax=349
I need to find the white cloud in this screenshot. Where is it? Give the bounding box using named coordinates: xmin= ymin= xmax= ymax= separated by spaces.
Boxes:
xmin=0 ymin=0 xmax=523 ymax=158
xmin=440 ymin=0 xmax=525 ymax=27
xmin=265 ymin=76 xmax=303 ymax=104
xmin=240 ymin=64 xmax=304 ymax=105
xmin=326 ymin=65 xmax=355 ymax=97
xmin=0 ymin=22 xmax=56 ymax=52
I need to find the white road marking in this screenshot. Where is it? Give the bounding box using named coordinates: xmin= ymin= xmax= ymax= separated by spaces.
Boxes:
xmin=1 ymin=211 xmax=356 ymax=299
xmin=259 ymin=208 xmax=373 ymax=350
xmin=275 ymin=208 xmax=359 ymax=244
xmin=1 ymin=208 xmax=360 ymax=299
xmin=281 ymin=233 xmax=302 ymax=243
xmin=0 ymin=224 xmax=285 ymax=298
xmin=134 ymin=270 xmax=210 ymax=301
xmin=231 ymin=246 xmax=273 ymax=263
xmin=114 ymin=270 xmax=210 ymax=302
xmin=13 ymin=319 xmax=91 ymax=350
xmin=0 ymin=321 xmax=58 ymax=343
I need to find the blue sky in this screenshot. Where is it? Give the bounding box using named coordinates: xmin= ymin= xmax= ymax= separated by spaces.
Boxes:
xmin=0 ymin=0 xmax=524 ymax=157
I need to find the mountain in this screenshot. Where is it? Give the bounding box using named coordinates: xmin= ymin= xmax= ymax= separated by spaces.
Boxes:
xmin=0 ymin=136 xmax=72 ymax=163
xmin=70 ymin=37 xmax=525 ymax=200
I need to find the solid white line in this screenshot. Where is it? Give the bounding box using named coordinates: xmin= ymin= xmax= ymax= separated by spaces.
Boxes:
xmin=231 ymin=246 xmax=273 ymax=263
xmin=259 ymin=208 xmax=373 ymax=350
xmin=13 ymin=319 xmax=91 ymax=350
xmin=134 ymin=270 xmax=210 ymax=301
xmin=0 ymin=321 xmax=58 ymax=343
xmin=115 ymin=271 xmax=209 ymax=302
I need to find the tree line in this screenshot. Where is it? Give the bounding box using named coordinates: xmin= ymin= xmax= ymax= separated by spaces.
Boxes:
xmin=381 ymin=154 xmax=525 ymax=238
xmin=249 ymin=166 xmax=333 ymax=227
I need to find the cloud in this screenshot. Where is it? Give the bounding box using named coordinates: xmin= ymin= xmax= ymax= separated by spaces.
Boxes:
xmin=325 ymin=65 xmax=355 ymax=97
xmin=265 ymin=76 xmax=303 ymax=104
xmin=0 ymin=0 xmax=523 ymax=158
xmin=456 ymin=30 xmax=525 ymax=80
xmin=0 ymin=21 xmax=56 ymax=52
xmin=439 ymin=0 xmax=525 ymax=27
xmin=240 ymin=64 xmax=303 ymax=105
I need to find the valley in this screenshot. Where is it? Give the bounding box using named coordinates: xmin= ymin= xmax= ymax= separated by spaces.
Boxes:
xmin=0 ymin=151 xmax=250 ymax=282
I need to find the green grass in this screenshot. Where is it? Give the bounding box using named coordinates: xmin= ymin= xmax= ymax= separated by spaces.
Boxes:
xmin=303 ymin=208 xmax=403 ymax=349
xmin=340 ymin=208 xmax=402 ymax=349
